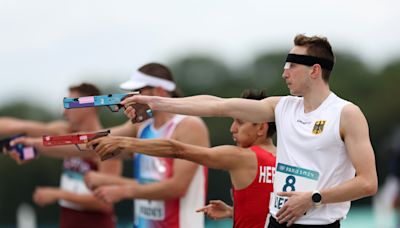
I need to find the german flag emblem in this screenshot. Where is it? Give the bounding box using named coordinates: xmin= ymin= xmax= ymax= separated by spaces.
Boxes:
xmin=312 ymin=120 xmax=326 ymax=134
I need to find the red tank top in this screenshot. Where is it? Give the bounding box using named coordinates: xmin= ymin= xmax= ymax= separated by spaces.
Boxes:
xmin=233 ymin=146 xmax=275 ymax=228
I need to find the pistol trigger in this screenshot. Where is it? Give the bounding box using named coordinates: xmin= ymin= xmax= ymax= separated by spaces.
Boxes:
xmin=92 ymin=143 xmax=99 ymax=150
xmin=75 ymin=144 xmax=83 ymax=151
xmin=106 ymin=105 xmax=119 ymax=112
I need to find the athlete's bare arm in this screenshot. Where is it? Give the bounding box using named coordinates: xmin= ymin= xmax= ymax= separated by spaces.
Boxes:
xmin=10 ymin=136 xmax=95 ymax=159
xmin=92 ymin=139 xmax=253 ymax=170
xmin=89 ymin=122 xmax=261 ymax=190
xmin=317 ymin=104 xmax=378 ymax=202
xmin=7 ymin=118 xmax=141 ymax=160
xmin=122 ymin=95 xmax=281 ymax=123
xmin=0 ymin=117 xmax=70 ymax=136
xmin=84 ymin=172 xmax=137 ymax=190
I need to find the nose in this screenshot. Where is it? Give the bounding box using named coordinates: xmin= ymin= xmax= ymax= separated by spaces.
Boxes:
xmin=282 ymin=69 xmax=289 ymax=79
xmin=230 ymin=121 xmax=237 ymax=133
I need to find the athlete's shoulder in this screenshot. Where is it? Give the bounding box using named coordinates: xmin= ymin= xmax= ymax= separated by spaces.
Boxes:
xmin=341 ymin=103 xmax=364 ymax=120
xmin=173 ymin=115 xmax=209 ymax=145
xmin=176 ymin=115 xmax=208 ymax=131
xmin=262 ymin=96 xmax=283 ymax=106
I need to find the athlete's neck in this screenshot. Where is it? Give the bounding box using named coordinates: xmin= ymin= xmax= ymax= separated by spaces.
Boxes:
xmin=252 ymin=138 xmax=276 ymax=155
xmin=74 ymin=118 xmax=102 ymax=132
xmin=303 ymin=83 xmax=331 ymax=113
xmin=152 ymin=111 xmax=175 ymax=129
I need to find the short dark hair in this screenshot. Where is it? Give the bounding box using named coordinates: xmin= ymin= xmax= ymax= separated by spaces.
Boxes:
xmin=138 ymin=63 xmax=182 ymax=97
xmin=240 ymin=89 xmax=276 ymax=138
xmin=69 ymin=83 xmax=101 ymax=97
xmin=294 ymin=34 xmax=335 ymax=82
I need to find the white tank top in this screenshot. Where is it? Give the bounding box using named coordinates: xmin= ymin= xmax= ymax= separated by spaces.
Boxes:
xmin=269 ymin=92 xmax=355 ymax=225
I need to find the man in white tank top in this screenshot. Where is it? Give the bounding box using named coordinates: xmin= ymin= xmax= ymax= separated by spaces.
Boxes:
xmin=122 ymin=35 xmax=378 ymax=227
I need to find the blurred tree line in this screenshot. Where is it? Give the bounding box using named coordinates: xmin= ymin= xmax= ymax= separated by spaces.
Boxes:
xmin=0 ymin=50 xmax=399 ymax=224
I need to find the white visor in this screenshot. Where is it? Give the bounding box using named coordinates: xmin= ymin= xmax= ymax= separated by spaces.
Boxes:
xmin=119 ymin=70 xmax=176 ymax=91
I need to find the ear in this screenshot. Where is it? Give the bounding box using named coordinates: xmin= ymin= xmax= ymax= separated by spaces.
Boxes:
xmin=153 ymin=87 xmax=168 ymax=97
xmin=310 ymin=64 xmax=322 ymax=80
xmin=257 ymin=122 xmax=268 ymax=136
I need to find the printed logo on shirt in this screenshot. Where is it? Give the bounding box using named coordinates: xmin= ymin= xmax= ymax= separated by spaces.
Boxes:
xmin=297 ymin=119 xmax=312 ymax=125
xmin=312 ymin=120 xmax=326 ymax=134
xmin=259 ymin=165 xmax=275 ymax=184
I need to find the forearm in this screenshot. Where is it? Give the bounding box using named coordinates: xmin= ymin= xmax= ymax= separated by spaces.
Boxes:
xmin=128 ymin=179 xmax=188 ymax=200
xmin=103 ymin=174 xmax=137 ymax=186
xmin=320 ymin=175 xmax=377 ymax=204
xmin=121 ymin=137 xmax=181 ymax=159
xmin=34 ymin=141 xmax=94 ymax=158
xmin=0 ymin=118 xmax=42 ymax=136
xmin=58 ymin=190 xmax=112 ymax=212
xmin=0 ymin=118 xmax=67 ymax=136
xmin=150 ymin=95 xmax=276 ymax=122
xmin=150 ymin=95 xmax=226 ymax=117
xmin=121 ymin=138 xmax=236 ymax=170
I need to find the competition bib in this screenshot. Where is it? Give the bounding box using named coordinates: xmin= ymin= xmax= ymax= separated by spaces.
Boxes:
xmin=59 ymin=170 xmax=91 ymax=210
xmin=135 ymin=199 xmax=165 ymax=220
xmin=271 ymin=163 xmax=319 ymax=212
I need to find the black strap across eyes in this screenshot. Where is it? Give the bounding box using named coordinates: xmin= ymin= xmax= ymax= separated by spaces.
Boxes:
xmin=286 ymin=54 xmax=334 ymax=71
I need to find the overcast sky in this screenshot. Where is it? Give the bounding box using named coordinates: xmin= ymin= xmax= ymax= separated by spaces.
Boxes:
xmin=1 ymin=0 xmax=399 ymax=112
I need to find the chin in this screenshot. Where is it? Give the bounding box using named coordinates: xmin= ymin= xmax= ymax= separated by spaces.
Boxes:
xmin=289 ymin=89 xmax=300 ymax=96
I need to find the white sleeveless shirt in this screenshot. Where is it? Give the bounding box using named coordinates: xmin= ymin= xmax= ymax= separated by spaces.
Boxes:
xmin=269 ymin=93 xmax=355 ymax=225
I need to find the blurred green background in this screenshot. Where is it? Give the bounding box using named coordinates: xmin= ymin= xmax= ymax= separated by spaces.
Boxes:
xmin=1 ymin=50 xmax=400 ymax=227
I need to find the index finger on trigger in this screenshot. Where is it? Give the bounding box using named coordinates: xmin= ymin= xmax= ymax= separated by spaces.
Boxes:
xmin=87 ymin=138 xmax=101 ymax=148
xmin=120 ymin=95 xmax=136 ymax=105
xmin=123 ymin=101 xmax=136 ymax=110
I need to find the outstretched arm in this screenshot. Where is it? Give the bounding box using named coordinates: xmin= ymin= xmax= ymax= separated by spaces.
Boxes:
xmin=89 ymin=136 xmax=251 ymax=171
xmin=10 ymin=136 xmax=95 ymax=159
xmin=0 ymin=117 xmax=70 ymax=136
xmin=122 ymin=95 xmax=280 ymax=123
xmin=89 ymin=113 xmax=252 ymax=171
